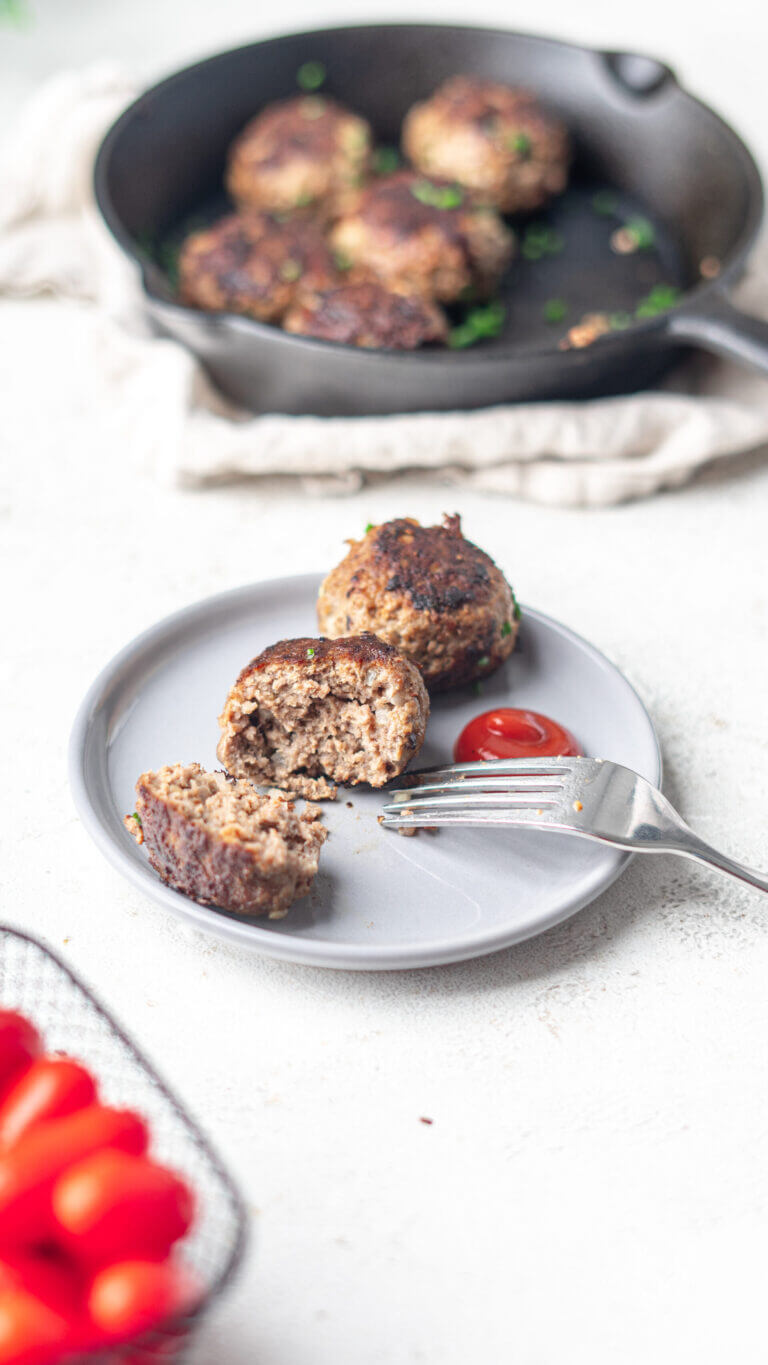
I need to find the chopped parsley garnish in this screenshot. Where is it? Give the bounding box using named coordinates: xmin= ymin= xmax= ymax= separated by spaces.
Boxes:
xmin=448 ymin=300 xmax=506 ymax=349
xmin=297 ymin=60 xmax=326 ymax=92
xmin=279 ymin=259 xmax=302 ymax=282
xmin=591 ymin=189 xmax=619 ymax=217
xmin=521 ymin=223 xmax=564 ymax=262
xmin=372 ymin=146 xmax=400 ymax=175
xmin=511 ymin=590 xmax=522 ymax=622
xmin=622 ymin=216 xmax=655 ymax=250
xmin=131 ymin=812 xmax=142 ymax=827
xmin=478 ymin=655 xmax=490 ymax=668
xmin=334 ymin=249 xmax=353 ymax=272
xmin=306 ymin=647 xmax=316 ymax=658
xmin=501 ymin=620 xmax=513 ymax=637
xmin=473 ymin=681 xmax=484 ymax=696
xmin=365 ymin=522 xmax=375 ymax=533
xmin=411 ymin=180 xmax=463 ymax=210
xmin=543 ymin=298 xmax=567 ymax=324
xmin=295 ymin=193 xmax=316 ymax=208
xmin=634 ymin=283 xmax=680 ymax=318
xmin=609 ymin=311 xmax=632 ymax=331
xmin=506 ymin=131 xmax=532 ymax=157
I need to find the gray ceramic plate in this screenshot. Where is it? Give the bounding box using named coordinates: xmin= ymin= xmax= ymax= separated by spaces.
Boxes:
xmin=69 ymin=574 xmax=660 ymax=970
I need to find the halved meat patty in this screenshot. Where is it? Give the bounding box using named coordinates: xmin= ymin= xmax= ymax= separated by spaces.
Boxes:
xmin=317 ymin=514 xmax=520 ymax=691
xmin=125 ymin=763 xmax=326 ymax=917
xmin=217 ymin=634 xmax=429 ymax=799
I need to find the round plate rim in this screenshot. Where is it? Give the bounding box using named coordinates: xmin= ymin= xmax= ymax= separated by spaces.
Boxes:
xmin=68 ymin=574 xmax=661 ymax=971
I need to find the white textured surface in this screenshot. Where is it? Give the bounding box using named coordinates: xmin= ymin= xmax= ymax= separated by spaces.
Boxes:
xmin=2 ymin=2 xmax=768 ymax=1362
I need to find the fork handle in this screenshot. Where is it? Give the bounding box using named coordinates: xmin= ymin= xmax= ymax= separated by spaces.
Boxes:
xmin=668 ymin=829 xmax=768 ymax=894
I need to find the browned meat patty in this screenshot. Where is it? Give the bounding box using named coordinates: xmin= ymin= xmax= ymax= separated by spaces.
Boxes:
xmin=226 ymin=95 xmax=372 ymax=216
xmin=178 ymin=212 xmax=339 ymax=323
xmin=217 ymin=634 xmax=429 ymax=799
xmin=402 ymin=76 xmax=570 ymax=215
xmin=124 ymin=763 xmax=326 ymax=917
xmin=329 ymin=170 xmax=513 ymax=303
xmin=284 ymin=280 xmax=448 ymax=349
xmin=317 ymin=515 xmax=520 ymax=692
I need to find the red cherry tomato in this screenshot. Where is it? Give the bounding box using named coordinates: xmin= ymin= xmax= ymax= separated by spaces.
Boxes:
xmin=87 ymin=1260 xmax=200 ymax=1342
xmin=455 ymin=708 xmax=582 ymax=763
xmin=52 ymin=1150 xmax=194 ymax=1265
xmin=0 ymin=1287 xmax=77 ymax=1365
xmin=0 ymin=1253 xmax=82 ymax=1319
xmin=0 ymin=1058 xmax=96 ymax=1150
xmin=0 ymin=1106 xmax=147 ymax=1247
xmin=0 ymin=1017 xmax=40 ymax=1101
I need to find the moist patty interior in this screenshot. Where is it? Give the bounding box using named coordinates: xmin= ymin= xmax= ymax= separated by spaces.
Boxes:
xmin=145 ymin=764 xmax=310 ymax=851
xmin=236 ymin=685 xmax=400 ymax=784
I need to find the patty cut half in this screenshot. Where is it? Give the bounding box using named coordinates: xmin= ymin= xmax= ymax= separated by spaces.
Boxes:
xmin=217 ymin=635 xmax=429 ymax=799
xmin=317 ymin=515 xmax=520 ymax=691
xmin=125 ymin=763 xmax=326 ymax=917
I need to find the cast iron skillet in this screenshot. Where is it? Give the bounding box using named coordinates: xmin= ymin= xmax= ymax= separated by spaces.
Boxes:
xmin=94 ymin=23 xmax=768 ymax=415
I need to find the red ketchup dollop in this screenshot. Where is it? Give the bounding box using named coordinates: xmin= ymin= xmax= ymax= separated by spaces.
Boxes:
xmin=454 ymin=708 xmax=583 ymax=763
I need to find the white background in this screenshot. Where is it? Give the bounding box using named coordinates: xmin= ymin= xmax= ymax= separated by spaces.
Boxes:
xmin=2 ymin=2 xmax=768 ymax=1362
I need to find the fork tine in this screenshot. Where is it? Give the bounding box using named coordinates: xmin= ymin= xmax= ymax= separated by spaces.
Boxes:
xmin=389 ymin=775 xmax=565 ymax=801
xmin=381 ymin=792 xmax=561 ymax=816
xmin=404 ymin=757 xmax=578 ymax=782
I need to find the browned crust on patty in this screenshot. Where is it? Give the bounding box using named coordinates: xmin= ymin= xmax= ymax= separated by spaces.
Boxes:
xmin=126 ymin=764 xmax=326 ymax=917
xmin=218 ymin=634 xmax=430 ymax=797
xmin=329 ymin=170 xmax=513 ymax=302
xmin=178 ymin=212 xmax=339 ymax=322
xmin=402 ymin=76 xmax=569 ymax=215
xmin=283 ymin=281 xmax=448 ymax=348
xmin=226 ymin=95 xmax=372 ymax=215
xmin=317 ymin=515 xmax=520 ymax=691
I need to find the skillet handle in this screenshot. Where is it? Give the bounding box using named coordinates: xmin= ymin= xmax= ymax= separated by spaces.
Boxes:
xmin=667 ymin=291 xmax=768 ymax=375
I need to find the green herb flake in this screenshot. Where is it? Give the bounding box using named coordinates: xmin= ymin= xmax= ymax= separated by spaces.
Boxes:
xmin=623 ymin=215 xmax=655 ymax=250
xmin=411 ymin=180 xmax=464 ymax=210
xmin=592 ymin=190 xmax=619 ymax=217
xmin=295 ymin=193 xmax=316 ymax=209
xmin=306 ymin=647 xmax=316 ymax=659
xmin=372 ymin=145 xmax=400 ymax=175
xmin=511 ymin=590 xmax=522 ymax=623
xmin=448 ymin=300 xmax=506 ymax=350
xmin=609 ymin=311 xmax=632 ymax=331
xmin=279 ymin=259 xmax=302 ymax=282
xmin=131 ymin=812 xmax=142 ymax=827
xmin=334 ymin=250 xmax=353 ymax=272
xmin=634 ymin=283 xmax=680 ymax=319
xmin=506 ymin=131 xmax=532 ymax=157
xmin=543 ymin=298 xmax=567 ymax=324
xmin=478 ymin=655 xmax=490 ymax=668
xmin=473 ymin=681 xmax=484 ymax=697
xmin=521 ymin=223 xmax=564 ymax=263
xmin=297 ymin=60 xmax=326 ymax=92
xmin=501 ymin=620 xmax=513 ymax=637
xmin=365 ymin=522 xmax=375 ymax=533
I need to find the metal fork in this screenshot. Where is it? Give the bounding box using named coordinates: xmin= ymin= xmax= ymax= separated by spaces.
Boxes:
xmin=380 ymin=757 xmax=768 ymax=894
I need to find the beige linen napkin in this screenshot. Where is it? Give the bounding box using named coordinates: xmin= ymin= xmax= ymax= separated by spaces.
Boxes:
xmin=2 ymin=63 xmax=768 ymax=505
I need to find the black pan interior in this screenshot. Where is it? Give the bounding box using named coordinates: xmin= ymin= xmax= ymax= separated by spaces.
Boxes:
xmin=105 ymin=25 xmax=758 ymax=358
